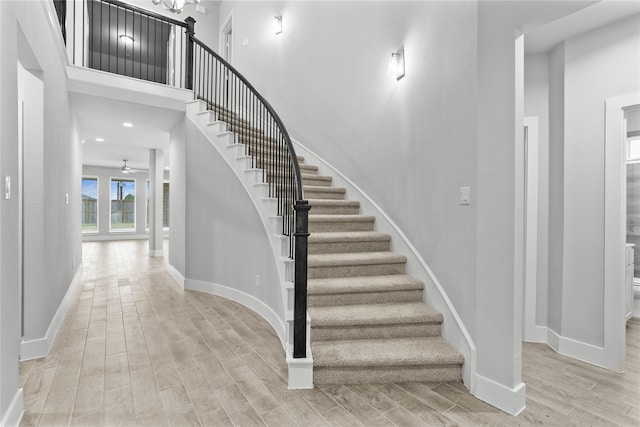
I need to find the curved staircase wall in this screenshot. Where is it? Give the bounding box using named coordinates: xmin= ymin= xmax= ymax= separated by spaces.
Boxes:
xmin=174 ymin=115 xmax=287 ymax=344
xmin=220 ymin=0 xmax=479 ymax=388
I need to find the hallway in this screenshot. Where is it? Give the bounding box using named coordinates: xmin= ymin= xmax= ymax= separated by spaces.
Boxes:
xmin=18 ymin=241 xmax=640 ymax=426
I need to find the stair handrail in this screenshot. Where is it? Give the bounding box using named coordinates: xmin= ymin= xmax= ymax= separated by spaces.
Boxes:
xmin=189 ymin=37 xmax=303 ymax=200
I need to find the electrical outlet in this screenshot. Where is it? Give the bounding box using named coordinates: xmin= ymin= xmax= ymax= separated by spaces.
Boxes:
xmin=256 ymin=275 xmax=260 ymax=287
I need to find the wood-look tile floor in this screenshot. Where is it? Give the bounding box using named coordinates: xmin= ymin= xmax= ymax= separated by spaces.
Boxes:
xmin=19 ymin=240 xmax=640 ymax=426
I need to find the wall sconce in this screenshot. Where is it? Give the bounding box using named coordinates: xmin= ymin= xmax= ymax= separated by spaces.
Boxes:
xmin=119 ymin=34 xmax=135 ymax=45
xmin=390 ymin=48 xmax=405 ymax=81
xmin=274 ymin=15 xmax=283 ymax=35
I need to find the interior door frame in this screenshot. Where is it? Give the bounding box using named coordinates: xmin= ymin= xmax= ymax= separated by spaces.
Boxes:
xmin=522 ymin=116 xmax=541 ymax=342
xmin=604 ymin=92 xmax=640 ymax=371
xmin=220 ymin=13 xmax=233 ymax=64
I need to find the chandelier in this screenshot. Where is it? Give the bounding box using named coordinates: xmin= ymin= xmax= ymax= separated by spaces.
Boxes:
xmin=151 ymin=0 xmax=199 ymax=14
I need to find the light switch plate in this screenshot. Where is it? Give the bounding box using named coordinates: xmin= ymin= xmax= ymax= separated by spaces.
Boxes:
xmin=4 ymin=176 xmax=10 ymax=200
xmin=460 ymin=186 xmax=470 ymax=205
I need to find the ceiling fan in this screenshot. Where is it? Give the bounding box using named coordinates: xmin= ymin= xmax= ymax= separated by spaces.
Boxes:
xmin=121 ymin=159 xmax=146 ymax=174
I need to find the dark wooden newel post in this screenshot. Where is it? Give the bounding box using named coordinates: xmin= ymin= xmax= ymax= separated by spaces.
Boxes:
xmin=184 ymin=16 xmax=196 ymax=90
xmin=293 ymin=200 xmax=311 ymax=358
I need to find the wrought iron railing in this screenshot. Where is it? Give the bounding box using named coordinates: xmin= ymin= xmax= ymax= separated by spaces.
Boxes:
xmin=57 ymin=0 xmax=190 ymax=87
xmin=53 ymin=0 xmax=310 ymax=359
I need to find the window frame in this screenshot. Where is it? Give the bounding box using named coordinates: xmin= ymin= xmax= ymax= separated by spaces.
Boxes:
xmin=81 ymin=176 xmax=99 ymax=234
xmin=109 ymin=177 xmax=137 ymax=232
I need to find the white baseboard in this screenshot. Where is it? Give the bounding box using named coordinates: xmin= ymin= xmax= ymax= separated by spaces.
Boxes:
xmin=546 ymin=327 xmax=617 ymax=371
xmin=82 ymin=234 xmax=148 ymax=242
xmin=184 ymin=278 xmax=286 ymax=346
xmin=0 ymin=388 xmax=23 ymax=427
xmin=20 ymin=264 xmax=83 ymax=361
xmin=167 ymin=263 xmax=185 ymax=289
xmin=474 ymin=374 xmax=526 ymax=416
xmin=149 ymin=249 xmax=164 ymax=257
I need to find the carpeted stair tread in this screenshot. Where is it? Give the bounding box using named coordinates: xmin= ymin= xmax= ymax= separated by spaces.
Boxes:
xmin=308 ymin=251 xmax=406 ymax=267
xmin=308 ymin=275 xmax=424 ymax=295
xmin=308 ymin=199 xmax=360 ymax=209
xmin=309 ymin=302 xmax=443 ymax=327
xmin=309 ymin=215 xmax=375 ymax=223
xmin=312 ymin=337 xmax=464 ymax=367
xmin=309 ymin=231 xmax=390 ymax=244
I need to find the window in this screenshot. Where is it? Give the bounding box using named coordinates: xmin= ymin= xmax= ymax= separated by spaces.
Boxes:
xmin=146 ymin=180 xmax=170 ymax=230
xmin=81 ymin=177 xmax=98 ymax=233
xmin=110 ymin=178 xmax=136 ymax=231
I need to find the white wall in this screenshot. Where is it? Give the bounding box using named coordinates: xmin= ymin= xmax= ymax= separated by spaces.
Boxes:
xmin=121 ymin=0 xmax=220 ymax=49
xmin=220 ymin=0 xmax=480 ymax=346
xmin=548 ymin=43 xmax=566 ymax=335
xmin=169 ymin=121 xmax=186 ymax=279
xmin=181 ymin=118 xmax=285 ymax=330
xmin=216 ymin=0 xmax=601 ymax=413
xmin=561 ymin=14 xmax=640 ymax=347
xmin=525 ymin=13 xmax=640 ymax=368
xmin=0 ymin=1 xmax=82 ymax=422
xmin=524 ymin=54 xmax=550 ymax=330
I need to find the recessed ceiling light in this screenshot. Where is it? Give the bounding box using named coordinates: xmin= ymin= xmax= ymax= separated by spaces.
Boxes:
xmin=96 ymin=138 xmax=104 ymax=142
xmin=165 ymin=166 xmax=170 ymax=170
xmin=81 ymin=139 xmax=85 ymax=144
xmin=123 ymin=122 xmax=133 ymax=128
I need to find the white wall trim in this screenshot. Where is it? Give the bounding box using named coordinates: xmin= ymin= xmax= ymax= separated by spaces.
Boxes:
xmin=148 ymin=250 xmax=164 ymax=257
xmin=291 ymin=138 xmax=477 ymax=392
xmin=475 ymin=374 xmax=526 ymax=416
xmin=167 ymin=263 xmax=185 ymax=289
xmin=0 ymin=388 xmax=24 ymax=427
xmin=604 ymin=92 xmax=640 ymax=372
xmin=20 ymin=264 xmax=83 ymax=361
xmin=184 ymin=278 xmax=286 ymax=346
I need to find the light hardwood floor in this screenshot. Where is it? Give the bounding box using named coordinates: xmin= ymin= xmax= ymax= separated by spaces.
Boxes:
xmin=19 ymin=240 xmax=640 ymax=426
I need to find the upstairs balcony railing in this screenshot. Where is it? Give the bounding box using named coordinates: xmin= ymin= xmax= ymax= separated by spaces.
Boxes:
xmin=54 ymin=0 xmax=310 ymax=359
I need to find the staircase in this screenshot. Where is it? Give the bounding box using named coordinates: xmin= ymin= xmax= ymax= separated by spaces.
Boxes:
xmin=188 ymin=101 xmax=463 ymax=386
xmin=302 ymin=167 xmax=464 ymax=385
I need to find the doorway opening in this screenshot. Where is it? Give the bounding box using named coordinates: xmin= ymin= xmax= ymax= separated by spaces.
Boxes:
xmin=17 ymin=48 xmax=45 ymax=355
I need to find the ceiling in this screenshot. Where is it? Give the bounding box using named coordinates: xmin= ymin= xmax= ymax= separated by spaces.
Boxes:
xmin=524 ymin=0 xmax=640 ymax=54
xmin=72 ymin=93 xmax=183 ymax=171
